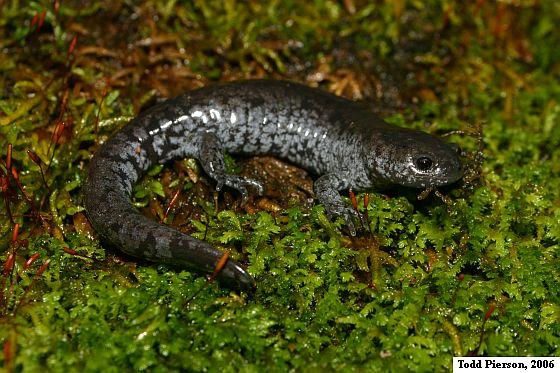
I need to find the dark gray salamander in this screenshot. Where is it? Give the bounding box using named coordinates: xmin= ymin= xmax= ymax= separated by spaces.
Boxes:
xmin=84 ymin=80 xmax=463 ymax=291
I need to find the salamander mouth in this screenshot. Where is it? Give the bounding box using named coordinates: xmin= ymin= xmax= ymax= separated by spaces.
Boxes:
xmin=437 ymin=175 xmax=463 ymax=186
xmin=431 ymin=168 xmax=464 ymax=187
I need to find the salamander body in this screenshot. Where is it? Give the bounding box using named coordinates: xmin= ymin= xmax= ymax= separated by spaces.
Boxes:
xmin=84 ymin=80 xmax=463 ymax=291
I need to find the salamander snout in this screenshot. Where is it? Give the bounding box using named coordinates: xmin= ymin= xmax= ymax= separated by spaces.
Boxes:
xmin=371 ymin=130 xmax=464 ymax=188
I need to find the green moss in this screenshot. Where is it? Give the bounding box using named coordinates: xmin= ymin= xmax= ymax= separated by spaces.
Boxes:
xmin=1 ymin=0 xmax=559 ymax=371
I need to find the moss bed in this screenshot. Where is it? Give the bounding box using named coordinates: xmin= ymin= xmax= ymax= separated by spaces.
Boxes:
xmin=1 ymin=1 xmax=559 ymax=371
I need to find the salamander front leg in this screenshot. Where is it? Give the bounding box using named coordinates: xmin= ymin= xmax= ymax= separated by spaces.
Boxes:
xmin=314 ymin=173 xmax=361 ymax=236
xmin=198 ymin=132 xmax=264 ymax=203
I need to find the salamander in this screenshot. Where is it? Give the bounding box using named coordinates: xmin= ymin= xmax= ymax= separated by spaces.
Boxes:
xmin=83 ymin=80 xmax=463 ymax=291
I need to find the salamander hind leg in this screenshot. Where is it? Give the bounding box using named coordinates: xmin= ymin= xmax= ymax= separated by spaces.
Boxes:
xmin=198 ymin=132 xmax=264 ymax=204
xmin=314 ymin=173 xmax=362 ymax=236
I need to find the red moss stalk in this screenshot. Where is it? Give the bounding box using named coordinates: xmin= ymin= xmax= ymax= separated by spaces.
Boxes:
xmin=162 ymin=184 xmax=183 ymax=223
xmin=94 ymin=79 xmax=109 ymax=142
xmin=185 ymin=251 xmax=231 ymax=304
xmin=24 ymin=253 xmax=41 ymax=270
xmin=484 ymin=304 xmax=496 ymax=321
xmin=66 ymin=35 xmax=78 ymax=63
xmin=46 ymin=120 xmax=67 ymax=172
xmin=2 ymin=253 xmax=15 ymax=278
xmin=209 ymin=251 xmax=230 ymax=283
xmin=38 ymin=10 xmax=46 ymax=30
xmin=27 ymin=150 xmax=50 ymax=192
xmin=348 ymin=188 xmax=364 ymax=233
xmin=6 ymin=143 xmax=12 ymax=172
xmin=363 ymin=193 xmax=372 ymax=233
xmin=30 ymin=13 xmax=38 ymax=29
xmin=11 ymin=223 xmax=19 ymax=243
xmin=11 ymin=167 xmax=44 ymax=224
xmin=63 ymin=247 xmax=78 ymax=255
xmin=35 ymin=260 xmax=51 ymax=278
xmin=349 ymin=189 xmax=357 ymax=211
xmin=3 ymin=339 xmax=13 ymax=372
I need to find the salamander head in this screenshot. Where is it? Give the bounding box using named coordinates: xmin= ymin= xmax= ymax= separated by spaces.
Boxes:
xmin=369 ymin=129 xmax=463 ymax=188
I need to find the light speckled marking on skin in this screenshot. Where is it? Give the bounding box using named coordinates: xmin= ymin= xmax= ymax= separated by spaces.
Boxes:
xmin=84 ymin=80 xmax=463 ymax=291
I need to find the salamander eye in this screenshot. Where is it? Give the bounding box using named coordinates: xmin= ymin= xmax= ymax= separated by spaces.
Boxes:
xmin=414 ymin=156 xmax=433 ymax=171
